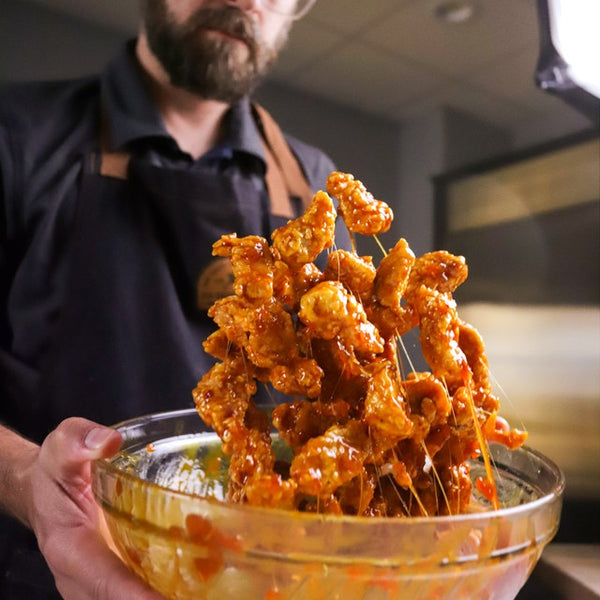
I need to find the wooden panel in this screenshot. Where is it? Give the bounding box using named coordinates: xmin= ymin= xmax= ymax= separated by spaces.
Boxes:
xmin=435 ymin=131 xmax=600 ymax=305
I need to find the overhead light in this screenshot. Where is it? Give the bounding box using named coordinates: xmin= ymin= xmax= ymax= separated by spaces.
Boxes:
xmin=435 ymin=1 xmax=476 ymax=25
xmin=536 ymin=0 xmax=600 ymax=123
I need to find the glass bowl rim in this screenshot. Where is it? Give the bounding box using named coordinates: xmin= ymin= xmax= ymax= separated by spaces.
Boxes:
xmin=93 ymin=407 xmax=565 ymax=527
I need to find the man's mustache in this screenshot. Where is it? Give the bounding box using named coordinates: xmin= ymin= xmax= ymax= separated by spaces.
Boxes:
xmin=183 ymin=6 xmax=259 ymax=50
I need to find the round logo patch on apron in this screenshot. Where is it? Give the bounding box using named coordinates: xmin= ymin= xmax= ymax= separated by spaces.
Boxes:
xmin=196 ymin=257 xmax=235 ymax=310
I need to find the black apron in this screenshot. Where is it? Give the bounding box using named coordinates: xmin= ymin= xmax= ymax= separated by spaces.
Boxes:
xmin=36 ymin=104 xmax=313 ymax=436
xmin=0 ymin=106 xmax=314 ymax=598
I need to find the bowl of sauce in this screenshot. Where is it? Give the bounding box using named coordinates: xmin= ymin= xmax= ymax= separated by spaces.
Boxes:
xmin=92 ymin=407 xmax=564 ymax=600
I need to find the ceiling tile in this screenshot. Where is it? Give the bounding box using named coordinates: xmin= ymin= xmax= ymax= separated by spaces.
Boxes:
xmin=360 ymin=0 xmax=541 ymax=77
xmin=467 ymin=42 xmax=574 ymax=115
xmin=284 ymin=40 xmax=442 ymax=116
xmin=306 ymin=0 xmax=412 ymax=35
xmin=385 ymin=81 xmax=532 ymax=127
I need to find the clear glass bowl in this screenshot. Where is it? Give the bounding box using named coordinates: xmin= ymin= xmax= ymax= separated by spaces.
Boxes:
xmin=92 ymin=408 xmax=564 ymax=600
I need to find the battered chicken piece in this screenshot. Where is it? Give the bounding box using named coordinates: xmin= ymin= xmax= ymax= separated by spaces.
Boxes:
xmin=336 ymin=467 xmax=376 ymax=515
xmin=449 ymin=386 xmax=489 ymax=444
xmin=309 ymin=337 xmax=370 ymax=407
xmin=363 ymin=361 xmax=413 ymax=445
xmin=458 ymin=320 xmax=491 ymax=395
xmin=412 ymin=461 xmax=472 ymax=516
xmin=326 ymin=171 xmax=393 ymax=235
xmin=226 ymin=425 xmax=276 ymax=502
xmin=403 ymin=372 xmax=452 ymax=429
xmin=323 ymin=249 xmax=376 ymax=304
xmin=367 ymin=472 xmax=412 ymax=517
xmin=272 ymin=399 xmax=351 ymax=452
xmin=374 ymin=239 xmax=415 ymax=308
xmin=273 ymin=261 xmax=324 ymax=310
xmin=226 ymin=426 xmax=273 ymax=481
xmin=293 ymin=263 xmax=325 ymax=301
xmin=192 ymin=353 xmax=257 ymax=441
xmin=272 ymin=260 xmax=295 ymax=307
xmin=371 ymin=238 xmax=418 ymax=337
xmin=244 ymin=474 xmax=297 ymax=510
xmin=412 ymin=286 xmax=469 ymax=392
xmin=269 ymin=356 xmax=323 ymax=399
xmin=299 ymin=280 xmax=384 ymax=355
xmin=310 ymin=334 xmax=364 ymax=381
xmin=370 ymin=303 xmax=419 ymax=339
xmin=196 ymin=373 xmax=277 ymax=504
xmin=271 ymin=190 xmax=336 ymax=269
xmin=209 ymin=296 xmax=298 ymax=370
xmin=401 ymin=372 xmax=452 ymax=447
xmin=405 ymin=250 xmax=468 ymax=302
xmin=290 ymin=420 xmax=369 ymax=497
xmin=212 ymin=234 xmax=274 ymax=303
xmin=202 ymin=328 xmax=231 ymax=361
xmin=275 ymin=261 xmax=324 ymax=312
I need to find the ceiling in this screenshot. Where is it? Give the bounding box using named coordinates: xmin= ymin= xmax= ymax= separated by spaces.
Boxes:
xmin=23 ymin=0 xmax=592 ymax=134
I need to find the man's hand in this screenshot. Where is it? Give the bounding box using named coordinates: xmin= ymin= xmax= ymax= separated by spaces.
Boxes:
xmin=0 ymin=418 xmax=166 ymax=600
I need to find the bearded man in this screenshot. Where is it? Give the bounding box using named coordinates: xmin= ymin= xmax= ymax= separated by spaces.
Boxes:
xmin=0 ymin=1 xmax=350 ymax=598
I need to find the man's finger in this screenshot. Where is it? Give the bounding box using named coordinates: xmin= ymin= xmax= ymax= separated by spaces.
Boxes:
xmin=39 ymin=417 xmax=122 ymax=481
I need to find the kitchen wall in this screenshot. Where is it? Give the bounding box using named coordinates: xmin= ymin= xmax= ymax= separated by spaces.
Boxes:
xmin=0 ymin=0 xmax=124 ymax=82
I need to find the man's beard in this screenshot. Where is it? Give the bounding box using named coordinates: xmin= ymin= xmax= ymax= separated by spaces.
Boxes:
xmin=142 ymin=1 xmax=289 ymax=102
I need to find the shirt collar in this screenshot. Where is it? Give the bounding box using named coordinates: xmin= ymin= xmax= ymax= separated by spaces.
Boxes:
xmin=100 ymin=41 xmax=266 ymax=165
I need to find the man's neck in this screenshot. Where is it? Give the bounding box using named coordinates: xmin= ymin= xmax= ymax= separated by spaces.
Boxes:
xmin=135 ymin=35 xmax=231 ymax=159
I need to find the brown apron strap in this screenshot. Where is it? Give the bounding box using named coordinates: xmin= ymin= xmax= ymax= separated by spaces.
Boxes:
xmin=260 ymin=140 xmax=294 ymax=218
xmin=99 ymin=151 xmax=130 ymax=179
xmin=97 ymin=106 xmax=130 ymax=180
xmin=252 ymin=103 xmax=314 ymax=218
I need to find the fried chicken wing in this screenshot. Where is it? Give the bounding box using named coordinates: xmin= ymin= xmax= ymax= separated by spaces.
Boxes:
xmin=371 ymin=238 xmax=418 ymax=337
xmin=271 ymin=190 xmax=336 ymax=269
xmin=290 ymin=420 xmax=369 ymax=497
xmin=363 ymin=361 xmax=413 ymax=444
xmin=326 ymin=171 xmax=393 ymax=235
xmin=405 ymin=250 xmax=468 ymax=302
xmin=269 ymin=356 xmax=323 ymax=399
xmin=412 ymin=286 xmax=468 ymax=392
xmin=298 ymin=280 xmax=384 ymax=355
xmin=374 ymin=239 xmax=415 ymax=308
xmin=212 ymin=234 xmax=274 ymax=303
xmin=323 ymin=249 xmax=376 ymax=304
xmin=210 ymin=296 xmax=298 ymax=369
xmin=192 ymin=354 xmax=256 ymax=440
xmin=458 ymin=320 xmax=491 ymax=395
xmin=403 ymin=372 xmax=452 ymax=428
xmin=272 ymin=399 xmax=351 ymax=452
xmin=244 ymin=473 xmax=297 ymax=510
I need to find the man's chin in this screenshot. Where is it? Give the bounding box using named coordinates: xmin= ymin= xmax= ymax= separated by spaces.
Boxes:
xmin=178 ymin=69 xmax=259 ymax=103
xmin=202 ymin=28 xmax=251 ymax=60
